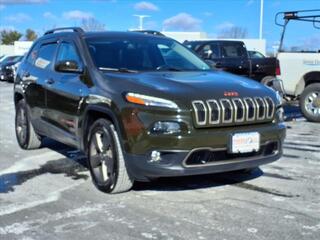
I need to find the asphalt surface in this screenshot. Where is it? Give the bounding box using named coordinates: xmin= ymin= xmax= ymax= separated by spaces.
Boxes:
xmin=0 ymin=81 xmax=319 ymax=240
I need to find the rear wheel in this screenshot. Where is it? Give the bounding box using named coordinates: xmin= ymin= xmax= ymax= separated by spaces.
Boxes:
xmin=87 ymin=119 xmax=133 ymax=193
xmin=15 ymin=99 xmax=42 ymax=149
xmin=300 ymin=83 xmax=320 ymax=122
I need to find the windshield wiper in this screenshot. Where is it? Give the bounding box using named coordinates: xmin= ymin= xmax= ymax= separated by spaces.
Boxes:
xmin=99 ymin=67 xmax=138 ymax=73
xmin=156 ymin=65 xmax=182 ymax=71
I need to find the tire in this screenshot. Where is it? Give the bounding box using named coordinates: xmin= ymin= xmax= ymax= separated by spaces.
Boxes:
xmin=87 ymin=118 xmax=133 ymax=194
xmin=299 ymin=83 xmax=320 ymax=122
xmin=15 ymin=99 xmax=42 ymax=149
xmin=261 ymin=76 xmax=275 ymax=87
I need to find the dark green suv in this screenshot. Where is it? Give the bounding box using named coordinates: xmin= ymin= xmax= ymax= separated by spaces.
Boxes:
xmin=14 ymin=27 xmax=286 ymax=193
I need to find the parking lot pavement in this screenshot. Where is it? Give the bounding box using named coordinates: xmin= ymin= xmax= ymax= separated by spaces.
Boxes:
xmin=0 ymin=81 xmax=319 ymax=240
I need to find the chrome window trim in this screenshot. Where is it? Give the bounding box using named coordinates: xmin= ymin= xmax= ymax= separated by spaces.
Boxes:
xmin=254 ymin=97 xmax=266 ymax=120
xmin=207 ymin=99 xmax=221 ymax=124
xmin=220 ymin=98 xmax=233 ymax=123
xmin=244 ymin=97 xmax=256 ymax=121
xmin=232 ymin=98 xmax=245 ymax=123
xmin=192 ymin=100 xmax=207 ymax=126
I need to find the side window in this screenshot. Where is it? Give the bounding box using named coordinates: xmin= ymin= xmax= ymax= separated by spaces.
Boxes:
xmin=209 ymin=43 xmax=219 ymax=59
xmin=35 ymin=43 xmax=58 ymax=69
xmin=199 ymin=43 xmax=219 ymax=59
xmin=56 ymin=42 xmax=81 ymax=64
xmin=26 ymin=43 xmax=39 ymax=65
xmin=221 ymin=43 xmax=247 ymax=58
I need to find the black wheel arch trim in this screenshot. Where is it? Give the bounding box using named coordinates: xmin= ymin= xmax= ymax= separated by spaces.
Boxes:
xmin=80 ymin=104 xmax=128 ymax=153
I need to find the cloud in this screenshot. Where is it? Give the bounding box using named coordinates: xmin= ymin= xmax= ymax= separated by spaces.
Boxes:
xmin=203 ymin=12 xmax=213 ymax=17
xmin=0 ymin=25 xmax=15 ymax=31
xmin=5 ymin=13 xmax=32 ymax=23
xmin=246 ymin=0 xmax=254 ymax=6
xmin=43 ymin=11 xmax=57 ymax=20
xmin=216 ymin=21 xmax=235 ymax=30
xmin=134 ymin=1 xmax=159 ymax=11
xmin=63 ymin=10 xmax=94 ymax=20
xmin=163 ymin=13 xmax=202 ymax=31
xmin=0 ymin=0 xmax=47 ymax=4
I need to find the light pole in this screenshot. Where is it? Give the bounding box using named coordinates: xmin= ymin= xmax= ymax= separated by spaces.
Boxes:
xmin=259 ymin=0 xmax=264 ymax=39
xmin=133 ymin=15 xmax=150 ymax=30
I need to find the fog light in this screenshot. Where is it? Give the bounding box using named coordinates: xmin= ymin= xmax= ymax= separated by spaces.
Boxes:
xmin=150 ymin=151 xmax=161 ymax=162
xmin=151 ymin=121 xmax=181 ymax=134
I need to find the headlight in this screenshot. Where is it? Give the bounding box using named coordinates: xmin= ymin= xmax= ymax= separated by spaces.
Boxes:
xmin=274 ymin=107 xmax=284 ymax=123
xmin=125 ymin=93 xmax=178 ymax=109
xmin=151 ymin=121 xmax=181 ymax=134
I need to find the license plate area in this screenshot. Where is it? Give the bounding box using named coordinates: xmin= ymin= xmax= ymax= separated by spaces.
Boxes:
xmin=230 ymin=132 xmax=260 ymax=153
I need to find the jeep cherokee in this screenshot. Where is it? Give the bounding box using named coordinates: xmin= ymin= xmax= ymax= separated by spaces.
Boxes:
xmin=14 ymin=27 xmax=286 ymax=193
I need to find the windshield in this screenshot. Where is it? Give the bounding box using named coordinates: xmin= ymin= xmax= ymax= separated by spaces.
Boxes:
xmin=86 ymin=36 xmax=210 ymax=72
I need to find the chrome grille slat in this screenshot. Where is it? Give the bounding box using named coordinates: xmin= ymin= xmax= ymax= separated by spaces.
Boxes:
xmin=254 ymin=97 xmax=266 ymax=120
xmin=192 ymin=96 xmax=275 ymax=127
xmin=192 ymin=101 xmax=207 ymax=125
xmin=220 ymin=99 xmax=233 ymax=123
xmin=207 ymin=100 xmax=221 ymax=124
xmin=264 ymin=97 xmax=275 ymax=119
xmin=244 ymin=98 xmax=256 ymax=121
xmin=232 ymin=98 xmax=245 ymax=122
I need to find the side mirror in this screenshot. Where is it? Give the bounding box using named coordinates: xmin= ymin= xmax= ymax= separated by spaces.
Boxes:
xmin=55 ymin=60 xmax=83 ymax=73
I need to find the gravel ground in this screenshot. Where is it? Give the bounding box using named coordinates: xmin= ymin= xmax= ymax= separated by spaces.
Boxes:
xmin=0 ymin=81 xmax=319 ymax=240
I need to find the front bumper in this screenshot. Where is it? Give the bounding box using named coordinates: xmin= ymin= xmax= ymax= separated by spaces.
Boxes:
xmin=124 ymin=122 xmax=286 ymax=181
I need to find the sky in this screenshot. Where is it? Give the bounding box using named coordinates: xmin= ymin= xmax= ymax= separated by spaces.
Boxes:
xmin=0 ymin=0 xmax=319 ymax=51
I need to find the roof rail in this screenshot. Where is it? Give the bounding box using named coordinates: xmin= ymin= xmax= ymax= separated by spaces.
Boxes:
xmin=44 ymin=27 xmax=85 ymax=36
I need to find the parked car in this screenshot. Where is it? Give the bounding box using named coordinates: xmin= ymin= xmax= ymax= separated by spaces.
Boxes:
xmin=184 ymin=40 xmax=278 ymax=84
xmin=275 ymin=10 xmax=320 ymax=122
xmin=14 ymin=27 xmax=286 ymax=193
xmin=0 ymin=55 xmax=23 ymax=82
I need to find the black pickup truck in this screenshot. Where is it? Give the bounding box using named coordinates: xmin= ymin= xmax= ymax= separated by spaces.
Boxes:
xmin=184 ymin=40 xmax=277 ymax=83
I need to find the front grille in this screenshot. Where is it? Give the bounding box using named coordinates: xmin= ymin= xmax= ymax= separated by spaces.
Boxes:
xmin=192 ymin=96 xmax=275 ymax=127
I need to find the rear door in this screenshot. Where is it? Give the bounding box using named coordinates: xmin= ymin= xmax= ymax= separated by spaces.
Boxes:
xmin=44 ymin=39 xmax=88 ymax=146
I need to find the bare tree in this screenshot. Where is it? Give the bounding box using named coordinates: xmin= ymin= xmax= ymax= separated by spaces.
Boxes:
xmin=81 ymin=18 xmax=106 ymax=32
xmin=218 ymin=26 xmax=248 ymax=39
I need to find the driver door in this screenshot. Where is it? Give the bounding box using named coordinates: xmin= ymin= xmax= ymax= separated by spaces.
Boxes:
xmin=44 ymin=40 xmax=88 ymax=146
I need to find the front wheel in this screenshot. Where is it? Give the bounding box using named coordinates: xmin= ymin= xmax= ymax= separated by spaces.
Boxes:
xmin=87 ymin=119 xmax=133 ymax=193
xmin=299 ymin=83 xmax=320 ymax=122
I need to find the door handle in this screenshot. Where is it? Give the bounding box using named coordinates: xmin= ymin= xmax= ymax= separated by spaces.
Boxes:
xmin=45 ymin=79 xmax=55 ymax=85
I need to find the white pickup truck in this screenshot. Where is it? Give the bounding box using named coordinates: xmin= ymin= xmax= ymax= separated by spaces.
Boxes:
xmin=275 ymin=10 xmax=320 ymax=122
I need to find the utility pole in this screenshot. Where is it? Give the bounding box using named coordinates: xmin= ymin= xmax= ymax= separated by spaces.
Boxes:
xmin=259 ymin=0 xmax=264 ymax=39
xmin=133 ymin=15 xmax=150 ymax=30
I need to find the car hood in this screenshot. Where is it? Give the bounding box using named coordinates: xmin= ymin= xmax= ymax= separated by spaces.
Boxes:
xmin=103 ymin=70 xmax=278 ymax=105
